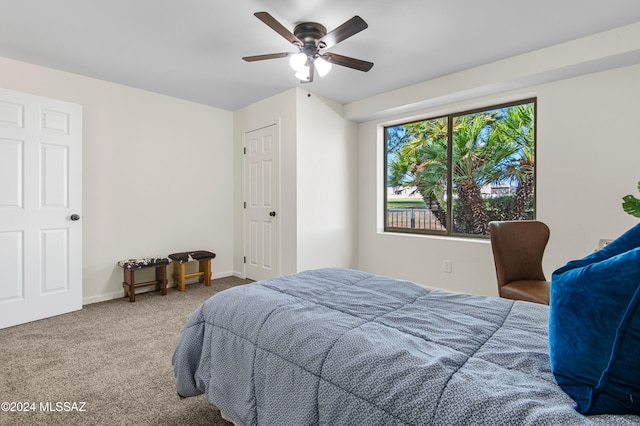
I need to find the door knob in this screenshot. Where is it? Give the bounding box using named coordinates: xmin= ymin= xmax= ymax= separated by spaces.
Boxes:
xmin=70 ymin=214 xmax=81 ymax=221
xmin=269 ymin=211 xmax=276 ymax=217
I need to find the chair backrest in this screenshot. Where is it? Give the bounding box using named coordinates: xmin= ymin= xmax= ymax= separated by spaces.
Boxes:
xmin=489 ymin=220 xmax=550 ymax=294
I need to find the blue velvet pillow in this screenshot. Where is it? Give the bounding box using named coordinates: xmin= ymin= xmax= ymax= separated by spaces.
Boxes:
xmin=549 ymin=223 xmax=640 ymax=415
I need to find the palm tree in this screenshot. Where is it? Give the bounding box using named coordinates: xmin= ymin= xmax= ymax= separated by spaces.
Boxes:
xmin=387 ymin=118 xmax=448 ymax=229
xmin=452 ymin=111 xmax=525 ymax=234
xmin=494 ymin=103 xmax=535 ymax=220
xmin=452 ymin=113 xmax=493 ymax=234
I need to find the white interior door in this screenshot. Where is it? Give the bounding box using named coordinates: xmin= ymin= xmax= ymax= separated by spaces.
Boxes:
xmin=0 ymin=88 xmax=82 ymax=329
xmin=244 ymin=124 xmax=279 ymax=281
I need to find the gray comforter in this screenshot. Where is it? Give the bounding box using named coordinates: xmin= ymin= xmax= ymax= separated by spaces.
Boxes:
xmin=173 ymin=268 xmax=640 ymax=425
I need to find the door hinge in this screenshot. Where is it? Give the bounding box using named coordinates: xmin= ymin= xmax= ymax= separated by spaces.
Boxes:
xmin=243 ymin=147 xmax=246 ymax=155
xmin=243 ymin=201 xmax=246 ymax=209
xmin=243 ymin=256 xmax=246 ymax=264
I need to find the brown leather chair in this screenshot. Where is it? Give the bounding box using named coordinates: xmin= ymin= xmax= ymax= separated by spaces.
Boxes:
xmin=489 ymin=220 xmax=550 ymax=305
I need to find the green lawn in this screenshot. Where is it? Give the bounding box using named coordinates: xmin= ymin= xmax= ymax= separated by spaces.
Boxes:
xmin=387 ymin=198 xmax=426 ymax=209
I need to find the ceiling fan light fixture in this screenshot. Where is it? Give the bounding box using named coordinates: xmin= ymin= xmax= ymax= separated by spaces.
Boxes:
xmin=295 ymin=66 xmax=311 ymax=81
xmin=289 ymin=52 xmax=308 ymax=71
xmin=315 ymin=56 xmax=332 ymax=77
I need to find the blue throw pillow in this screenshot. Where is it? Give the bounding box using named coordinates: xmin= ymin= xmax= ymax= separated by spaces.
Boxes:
xmin=549 ymin=223 xmax=640 ymax=415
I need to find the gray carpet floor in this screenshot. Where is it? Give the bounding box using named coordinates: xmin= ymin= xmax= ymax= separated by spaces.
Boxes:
xmin=0 ymin=276 xmax=252 ymax=425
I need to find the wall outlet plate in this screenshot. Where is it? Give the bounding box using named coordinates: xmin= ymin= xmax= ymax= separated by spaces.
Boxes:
xmin=598 ymin=239 xmax=614 ymax=250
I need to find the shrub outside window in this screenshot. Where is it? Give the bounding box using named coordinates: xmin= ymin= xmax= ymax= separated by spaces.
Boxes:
xmin=385 ymin=99 xmax=536 ymax=237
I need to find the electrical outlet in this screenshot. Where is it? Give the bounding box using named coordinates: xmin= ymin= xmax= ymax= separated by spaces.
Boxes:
xmin=598 ymin=239 xmax=613 ymax=250
xmin=442 ymin=260 xmax=452 ymax=273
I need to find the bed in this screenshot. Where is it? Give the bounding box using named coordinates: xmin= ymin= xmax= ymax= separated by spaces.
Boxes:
xmin=172 ymin=267 xmax=640 ymax=425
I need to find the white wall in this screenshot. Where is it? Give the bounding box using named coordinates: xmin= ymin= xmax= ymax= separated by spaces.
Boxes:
xmin=296 ymin=90 xmax=358 ymax=271
xmin=0 ymin=56 xmax=234 ymax=303
xmin=538 ymin=66 xmax=640 ymax=265
xmin=4 ymin=20 xmax=637 ymax=302
xmin=233 ymin=88 xmax=358 ymax=277
xmin=233 ymin=89 xmax=298 ymax=276
xmin=355 ymin=25 xmax=640 ymax=296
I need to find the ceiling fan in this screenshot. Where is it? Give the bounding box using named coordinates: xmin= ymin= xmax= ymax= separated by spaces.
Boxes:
xmin=242 ymin=11 xmax=374 ymax=83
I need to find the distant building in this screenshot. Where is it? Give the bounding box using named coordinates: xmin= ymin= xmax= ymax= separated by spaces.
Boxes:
xmin=387 ymin=186 xmax=421 ymax=199
xmin=482 ymin=184 xmax=517 ymax=197
xmin=389 ymin=184 xmax=517 ymax=200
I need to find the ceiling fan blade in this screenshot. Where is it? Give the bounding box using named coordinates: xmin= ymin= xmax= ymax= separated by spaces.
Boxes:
xmin=254 ymin=12 xmax=302 ymax=46
xmin=322 ymin=52 xmax=374 ymax=72
xmin=242 ymin=52 xmax=289 ymax=62
xmin=318 ymin=16 xmax=368 ymax=49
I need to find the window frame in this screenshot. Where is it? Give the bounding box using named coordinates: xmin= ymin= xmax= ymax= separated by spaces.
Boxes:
xmin=383 ymin=97 xmax=537 ymax=238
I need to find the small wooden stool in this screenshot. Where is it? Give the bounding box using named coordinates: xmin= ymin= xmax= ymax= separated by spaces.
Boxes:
xmin=117 ymin=257 xmax=170 ymax=302
xmin=168 ymin=250 xmax=216 ymax=291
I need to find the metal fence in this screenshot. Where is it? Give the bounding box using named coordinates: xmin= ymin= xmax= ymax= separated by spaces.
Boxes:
xmin=387 ymin=208 xmax=446 ymax=231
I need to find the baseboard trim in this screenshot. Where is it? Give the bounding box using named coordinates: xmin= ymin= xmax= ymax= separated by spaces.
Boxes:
xmin=82 ymin=270 xmax=236 ymax=305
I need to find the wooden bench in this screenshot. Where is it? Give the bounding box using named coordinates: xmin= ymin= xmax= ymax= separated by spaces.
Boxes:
xmin=117 ymin=257 xmax=170 ymax=302
xmin=168 ymin=250 xmax=216 ymax=291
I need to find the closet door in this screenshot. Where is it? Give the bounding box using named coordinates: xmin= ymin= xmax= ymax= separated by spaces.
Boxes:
xmin=0 ymin=88 xmax=82 ymax=329
xmin=244 ymin=124 xmax=279 ymax=281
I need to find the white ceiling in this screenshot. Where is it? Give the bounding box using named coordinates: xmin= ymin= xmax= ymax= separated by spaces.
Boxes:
xmin=1 ymin=0 xmax=640 ymax=111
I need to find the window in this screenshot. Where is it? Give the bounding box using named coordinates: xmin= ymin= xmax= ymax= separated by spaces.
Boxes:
xmin=385 ymin=99 xmax=536 ymax=237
